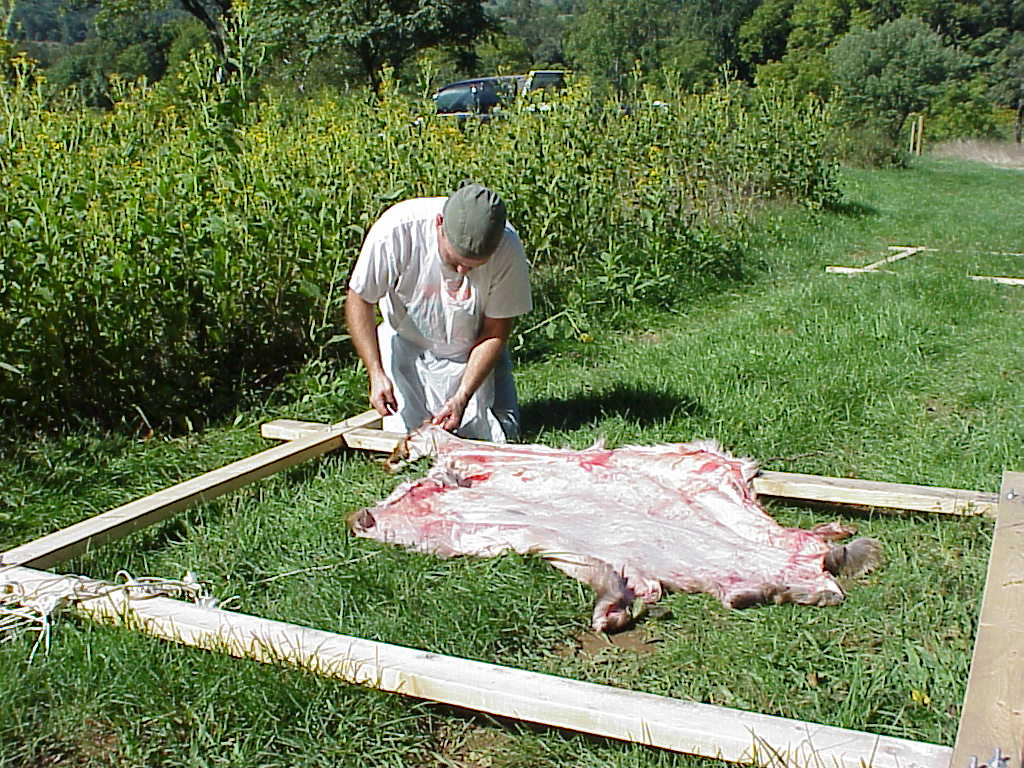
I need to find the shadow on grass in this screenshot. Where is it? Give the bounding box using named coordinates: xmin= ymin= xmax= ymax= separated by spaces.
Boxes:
xmin=521 ymin=385 xmax=702 ymax=435
xmin=825 ymin=199 xmax=879 ymax=218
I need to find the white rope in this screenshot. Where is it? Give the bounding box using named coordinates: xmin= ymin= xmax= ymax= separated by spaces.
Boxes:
xmin=0 ymin=570 xmax=238 ymax=661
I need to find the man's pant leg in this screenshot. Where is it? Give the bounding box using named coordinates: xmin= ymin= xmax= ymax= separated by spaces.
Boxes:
xmin=491 ymin=346 xmax=520 ymax=441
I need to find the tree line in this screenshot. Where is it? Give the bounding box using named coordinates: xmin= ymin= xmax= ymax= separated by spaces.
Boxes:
xmin=4 ymin=0 xmax=1024 ymax=144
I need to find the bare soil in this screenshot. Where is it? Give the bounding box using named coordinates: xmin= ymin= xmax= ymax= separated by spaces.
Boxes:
xmin=929 ymin=139 xmax=1024 ymax=170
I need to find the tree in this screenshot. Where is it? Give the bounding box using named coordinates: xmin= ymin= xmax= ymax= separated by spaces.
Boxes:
xmin=489 ymin=0 xmax=568 ymax=65
xmin=564 ymin=0 xmax=681 ymax=94
xmin=45 ymin=9 xmax=177 ymax=105
xmin=72 ymin=0 xmax=231 ymax=64
xmin=739 ymin=0 xmax=796 ymax=68
xmin=475 ymin=30 xmax=533 ymax=74
xmin=272 ymin=0 xmax=494 ymax=91
xmin=676 ymin=0 xmax=760 ymax=73
xmin=829 ymin=15 xmax=961 ymax=142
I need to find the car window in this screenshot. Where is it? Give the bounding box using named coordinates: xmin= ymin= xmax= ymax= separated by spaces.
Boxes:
xmin=435 ymin=85 xmax=477 ymax=114
xmin=526 ymin=71 xmax=565 ymax=91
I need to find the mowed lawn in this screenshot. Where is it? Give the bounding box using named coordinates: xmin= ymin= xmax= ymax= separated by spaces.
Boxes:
xmin=1 ymin=156 xmax=1022 ymax=768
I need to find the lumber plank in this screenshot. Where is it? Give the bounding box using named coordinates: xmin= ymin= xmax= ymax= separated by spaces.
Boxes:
xmin=862 ymin=245 xmax=929 ymax=271
xmin=826 ymin=246 xmax=930 ymax=275
xmin=260 ymin=421 xmax=998 ymax=516
xmin=968 ymin=275 xmax=1024 ymax=287
xmin=0 ymin=410 xmax=382 ymax=570
xmin=753 ymin=471 xmax=997 ymax=517
xmin=825 ymin=266 xmax=896 ymax=275
xmin=950 ymin=471 xmax=1024 ymax=766
xmin=2 ymin=565 xmax=952 ymax=768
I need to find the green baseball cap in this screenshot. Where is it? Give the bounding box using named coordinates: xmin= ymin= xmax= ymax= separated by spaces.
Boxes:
xmin=442 ymin=182 xmax=507 ymax=261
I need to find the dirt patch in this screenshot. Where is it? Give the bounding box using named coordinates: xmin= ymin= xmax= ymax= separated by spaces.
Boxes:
xmin=431 ymin=723 xmax=518 ymax=767
xmin=930 ymin=139 xmax=1024 ymax=170
xmin=554 ymin=626 xmax=661 ymax=658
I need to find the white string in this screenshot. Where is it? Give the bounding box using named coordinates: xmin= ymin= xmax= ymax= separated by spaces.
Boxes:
xmin=0 ymin=570 xmax=238 ymax=662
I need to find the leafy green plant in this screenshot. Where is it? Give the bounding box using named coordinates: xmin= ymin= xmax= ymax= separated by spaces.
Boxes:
xmin=0 ymin=45 xmax=839 ymax=431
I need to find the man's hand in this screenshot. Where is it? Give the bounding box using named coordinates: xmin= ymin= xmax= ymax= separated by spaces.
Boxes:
xmin=345 ymin=288 xmax=397 ymax=417
xmin=430 ymin=316 xmax=513 ymax=434
xmin=432 ymin=391 xmax=469 ymax=432
xmin=369 ymin=370 xmax=398 ymax=417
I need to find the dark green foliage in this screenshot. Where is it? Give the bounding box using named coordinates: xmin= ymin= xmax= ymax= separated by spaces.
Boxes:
xmin=263 ymin=0 xmax=495 ymax=91
xmin=975 ymin=28 xmax=1024 ymax=108
xmin=487 ymin=0 xmax=569 ymax=66
xmin=738 ymin=0 xmax=796 ymax=69
xmin=829 ymin=16 xmax=961 ymax=143
xmin=564 ymin=0 xmax=684 ymax=94
xmin=42 ymin=6 xmax=184 ymax=106
xmin=926 ymin=77 xmax=1004 ymax=141
xmin=6 ymin=0 xmax=92 ymax=43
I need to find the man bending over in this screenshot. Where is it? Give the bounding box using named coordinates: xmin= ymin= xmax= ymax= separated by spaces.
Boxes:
xmin=345 ymin=182 xmax=532 ymax=441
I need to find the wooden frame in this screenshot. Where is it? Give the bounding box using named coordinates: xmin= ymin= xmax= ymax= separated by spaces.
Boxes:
xmin=827 ymin=245 xmax=1024 ymax=287
xmin=1 ymin=413 xmax=1018 ymax=768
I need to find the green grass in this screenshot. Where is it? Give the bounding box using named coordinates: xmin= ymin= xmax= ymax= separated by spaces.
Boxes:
xmin=2 ymin=156 xmax=1022 ymax=767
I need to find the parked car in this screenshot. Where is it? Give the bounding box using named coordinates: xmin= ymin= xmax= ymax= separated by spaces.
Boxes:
xmin=433 ymin=75 xmax=524 ymax=119
xmin=432 ymin=70 xmax=567 ymax=120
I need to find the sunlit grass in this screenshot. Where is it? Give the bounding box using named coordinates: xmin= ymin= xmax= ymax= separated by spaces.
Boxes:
xmin=1 ymin=158 xmax=1021 ymax=766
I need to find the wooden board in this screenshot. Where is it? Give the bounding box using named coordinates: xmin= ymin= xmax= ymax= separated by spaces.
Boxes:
xmin=2 ymin=565 xmax=953 ymax=768
xmin=752 ymin=471 xmax=996 ymax=517
xmin=260 ymin=421 xmax=998 ymax=517
xmin=863 ymin=246 xmax=929 ymax=271
xmin=968 ymin=276 xmax=1024 ymax=287
xmin=826 ymin=246 xmax=931 ymax=275
xmin=950 ymin=471 xmax=1024 ymax=766
xmin=0 ymin=411 xmax=382 ymax=570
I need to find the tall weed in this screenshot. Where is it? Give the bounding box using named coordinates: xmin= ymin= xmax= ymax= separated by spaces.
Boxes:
xmin=0 ymin=55 xmax=839 ymax=430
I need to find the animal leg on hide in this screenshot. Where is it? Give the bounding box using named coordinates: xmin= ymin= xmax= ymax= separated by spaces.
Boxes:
xmin=824 ymin=537 xmax=883 ymax=578
xmin=545 ymin=554 xmax=634 ymax=633
xmin=348 ymin=508 xmax=377 ymax=533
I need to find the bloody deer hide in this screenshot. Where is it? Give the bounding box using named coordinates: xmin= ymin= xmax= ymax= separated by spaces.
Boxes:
xmin=350 ymin=427 xmax=879 ymax=632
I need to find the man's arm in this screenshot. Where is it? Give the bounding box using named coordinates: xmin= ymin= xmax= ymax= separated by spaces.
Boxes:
xmin=432 ymin=315 xmax=513 ymax=432
xmin=344 ymin=288 xmax=398 ymax=416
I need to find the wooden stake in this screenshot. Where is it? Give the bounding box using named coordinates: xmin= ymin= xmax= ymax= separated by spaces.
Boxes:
xmin=260 ymin=421 xmax=998 ymax=516
xmin=1 ymin=565 xmax=954 ymax=768
xmin=950 ymin=471 xmax=1024 ymax=766
xmin=0 ymin=410 xmax=382 ymax=570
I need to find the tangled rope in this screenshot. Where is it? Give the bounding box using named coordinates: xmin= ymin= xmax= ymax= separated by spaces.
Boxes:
xmin=0 ymin=570 xmax=237 ymax=662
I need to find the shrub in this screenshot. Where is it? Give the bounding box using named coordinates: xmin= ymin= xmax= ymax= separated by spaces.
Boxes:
xmin=829 ymin=16 xmax=960 ymax=144
xmin=925 ymin=77 xmax=1004 ymax=142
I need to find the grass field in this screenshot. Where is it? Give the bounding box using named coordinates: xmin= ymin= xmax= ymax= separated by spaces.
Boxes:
xmin=1 ymin=155 xmax=1022 ymax=767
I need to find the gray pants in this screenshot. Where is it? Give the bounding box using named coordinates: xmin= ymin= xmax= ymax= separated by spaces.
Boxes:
xmin=491 ymin=346 xmax=521 ymax=441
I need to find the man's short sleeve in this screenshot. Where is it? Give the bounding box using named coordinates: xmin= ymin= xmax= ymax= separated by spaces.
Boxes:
xmin=483 ymin=229 xmax=533 ymax=319
xmin=349 ymin=221 xmax=399 ymax=303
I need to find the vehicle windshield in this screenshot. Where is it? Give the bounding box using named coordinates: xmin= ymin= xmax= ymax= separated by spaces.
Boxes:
xmin=434 ymin=86 xmax=478 ymax=114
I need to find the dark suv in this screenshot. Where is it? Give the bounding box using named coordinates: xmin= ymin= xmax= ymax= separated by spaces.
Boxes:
xmin=433 ymin=75 xmax=524 ymax=118
xmin=432 ymin=70 xmax=567 ymax=119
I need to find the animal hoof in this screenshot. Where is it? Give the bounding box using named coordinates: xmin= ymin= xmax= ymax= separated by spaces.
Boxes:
xmin=824 ymin=537 xmax=882 ymax=577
